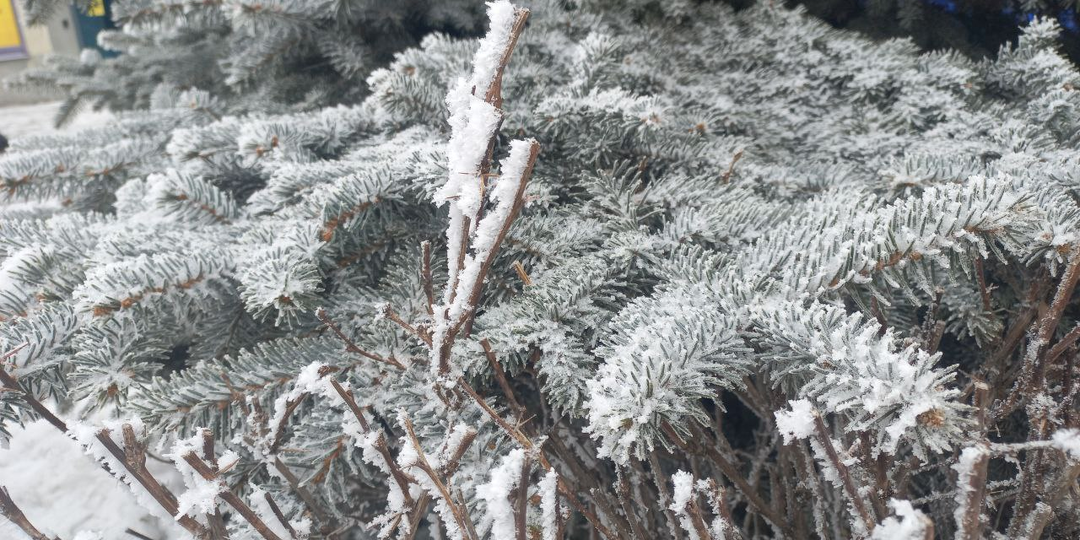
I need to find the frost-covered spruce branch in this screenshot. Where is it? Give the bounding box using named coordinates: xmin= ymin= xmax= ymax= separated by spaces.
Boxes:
xmin=8 ymin=0 xmax=1080 ymax=539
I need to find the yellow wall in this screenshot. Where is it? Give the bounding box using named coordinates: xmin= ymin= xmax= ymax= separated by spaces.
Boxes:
xmin=0 ymin=0 xmax=24 ymax=51
xmin=0 ymin=1 xmax=81 ymax=103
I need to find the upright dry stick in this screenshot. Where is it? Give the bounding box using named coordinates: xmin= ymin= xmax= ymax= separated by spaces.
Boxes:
xmin=812 ymin=414 xmax=876 ymax=534
xmin=997 ymin=250 xmax=1080 ymax=420
xmin=1005 ymin=250 xmax=1080 ymax=536
xmin=350 ymin=4 xmax=608 ymax=538
xmin=954 ymin=444 xmax=990 ymax=540
xmin=431 ymin=4 xmax=536 ymax=376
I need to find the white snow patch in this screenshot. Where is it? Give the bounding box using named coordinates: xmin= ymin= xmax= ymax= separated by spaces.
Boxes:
xmin=872 ymin=499 xmax=929 ymax=540
xmin=775 ymin=399 xmax=816 ymax=444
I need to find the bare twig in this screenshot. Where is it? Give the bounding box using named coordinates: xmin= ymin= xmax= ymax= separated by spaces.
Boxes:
xmin=515 ymin=452 xmax=531 ymax=540
xmin=0 ymin=353 xmax=211 ymax=539
xmin=483 ymin=8 xmax=531 ymax=106
xmin=511 ymin=260 xmax=532 ymax=286
xmin=686 ymin=498 xmax=713 ymax=540
xmin=998 ymin=251 xmax=1080 ymax=419
xmin=458 ymin=376 xmax=614 ymax=538
xmin=1023 ymin=462 xmax=1080 ymax=539
xmin=662 ymin=422 xmax=791 ymax=537
xmin=1046 ymin=324 xmax=1080 ymax=364
xmin=421 ymin=241 xmax=435 ymax=315
xmin=616 ymin=471 xmax=649 ymax=540
xmin=649 ymin=452 xmax=683 ymax=539
xmin=264 ymin=491 xmax=299 ymax=539
xmin=401 ymin=417 xmax=475 ymax=538
xmin=273 ymin=457 xmax=333 ymax=529
xmin=382 ymin=305 xmax=432 ymax=347
xmin=182 ymin=452 xmax=285 ymax=540
xmin=955 ymin=444 xmax=990 ymax=540
xmin=125 ymin=529 xmax=157 ymax=540
xmin=432 ymin=6 xmax=537 ymax=376
xmin=435 ymin=140 xmax=541 ymax=374
xmin=479 ymin=339 xmax=525 ymax=419
xmin=0 ymin=486 xmax=55 ymax=540
xmin=812 ymin=414 xmax=876 ymax=533
xmin=720 ymin=149 xmax=744 ymax=184
xmin=704 ymin=478 xmax=738 ymax=540
xmin=316 ymin=308 xmax=405 ymax=370
xmin=455 ymin=140 xmax=540 ymax=341
xmin=404 ymin=493 xmax=431 ymax=540
xmin=870 ymin=296 xmax=888 ymax=337
xmin=328 ymin=379 xmax=416 ymax=508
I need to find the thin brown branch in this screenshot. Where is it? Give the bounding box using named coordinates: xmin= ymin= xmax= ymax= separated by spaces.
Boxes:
xmin=704 ymin=478 xmax=737 ymax=540
xmin=616 ymin=471 xmax=649 ymax=540
xmin=663 ymin=422 xmax=790 ymax=537
xmin=315 ymin=308 xmax=405 ymax=370
xmin=649 ymin=451 xmax=683 ymax=539
xmin=105 ymin=427 xmax=210 ymax=537
xmin=328 ymin=379 xmax=416 ymax=507
xmin=482 ymin=8 xmax=531 ymax=106
xmin=440 ymin=428 xmax=478 ymax=479
xmin=273 ymin=457 xmax=333 ymax=529
xmin=457 ymin=489 xmax=481 ymax=540
xmin=1023 ymin=462 xmax=1080 ymax=540
xmin=511 ymin=260 xmax=532 ymax=286
xmin=404 ymin=493 xmax=431 ymax=540
xmin=589 ymin=486 xmax=633 ymax=539
xmin=433 ymin=8 xmax=536 ymax=375
xmin=998 ymin=251 xmax=1080 ymax=419
xmin=456 ymin=140 xmax=540 ymax=340
xmin=974 ymin=380 xmax=991 ymax=432
xmin=0 ymin=486 xmax=55 ymax=540
xmin=0 ymin=356 xmax=211 ymax=540
xmin=955 ymin=444 xmax=990 ymax=540
xmin=264 ymin=491 xmax=299 ymax=539
xmin=870 ymin=296 xmax=888 ymax=337
xmin=458 ymin=376 xmax=614 ymax=538
xmin=480 ymin=339 xmax=525 ymax=419
xmin=125 ymin=529 xmax=156 ymax=540
xmin=270 ymin=393 xmax=306 ymax=454
xmin=182 ymin=452 xmax=285 ymax=540
xmin=0 ymin=345 xmax=68 ymax=434
xmin=401 ymin=417 xmax=475 ymax=538
xmin=720 ymin=149 xmax=744 ymax=184
xmin=682 ymin=487 xmax=712 ymax=540
xmin=515 ymin=452 xmax=531 ymax=540
xmin=382 ymin=305 xmax=432 ymax=347
xmin=458 ymin=376 xmax=530 ymax=448
xmin=812 ymin=414 xmax=876 ymax=533
xmin=421 ymin=241 xmax=435 ymax=315
xmin=1046 ymin=324 xmax=1080 ymax=364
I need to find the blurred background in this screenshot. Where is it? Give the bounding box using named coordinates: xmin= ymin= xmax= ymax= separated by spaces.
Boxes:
xmin=1 ymin=0 xmax=114 ymax=105
xmin=2 ymin=0 xmax=1079 ymax=127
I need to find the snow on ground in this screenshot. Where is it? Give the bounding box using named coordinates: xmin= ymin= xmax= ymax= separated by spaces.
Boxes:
xmin=1 ymin=101 xmax=113 ymax=139
xmin=1 ymin=103 xmax=179 ymax=538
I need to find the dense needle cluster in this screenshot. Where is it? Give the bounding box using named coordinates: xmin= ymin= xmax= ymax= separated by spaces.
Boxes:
xmin=3 ymin=0 xmax=1080 ymax=538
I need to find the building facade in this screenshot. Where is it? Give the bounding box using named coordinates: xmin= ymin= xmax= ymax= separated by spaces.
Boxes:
xmin=1 ymin=1 xmax=113 ymax=105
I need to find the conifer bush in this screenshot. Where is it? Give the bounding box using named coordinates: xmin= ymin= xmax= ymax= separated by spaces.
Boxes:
xmin=4 ymin=1 xmax=1080 ymax=538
